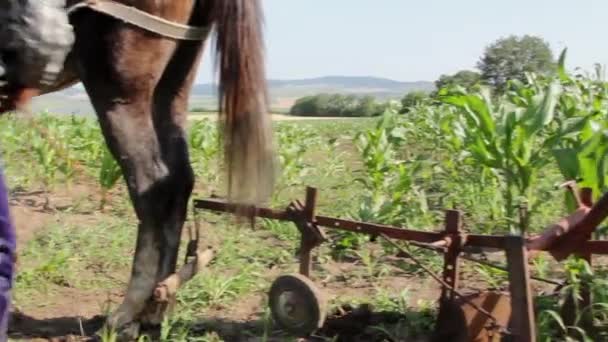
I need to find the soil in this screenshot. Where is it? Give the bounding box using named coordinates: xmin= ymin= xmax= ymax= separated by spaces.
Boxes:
xmin=188 ymin=113 xmax=362 ymax=122
xmin=6 ymin=185 xmax=120 ymax=341
xmin=9 ymin=184 xmax=100 ymax=247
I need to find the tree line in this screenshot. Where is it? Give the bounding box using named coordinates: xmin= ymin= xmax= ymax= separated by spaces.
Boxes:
xmin=289 ymin=94 xmax=390 ymax=117
xmin=290 ymin=34 xmax=558 ymax=116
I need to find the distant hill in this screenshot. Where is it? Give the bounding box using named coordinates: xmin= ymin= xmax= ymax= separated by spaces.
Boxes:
xmin=194 ymin=76 xmax=434 ymax=97
xmin=270 ymin=76 xmax=431 ymax=90
xmin=31 ymin=76 xmax=434 ymax=115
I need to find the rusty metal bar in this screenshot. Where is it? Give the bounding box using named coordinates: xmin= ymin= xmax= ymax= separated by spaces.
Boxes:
xmin=194 ymin=198 xmax=510 ymax=250
xmin=465 ymin=234 xmax=506 ymax=249
xmin=405 ymin=241 xmax=563 ymax=286
xmin=195 ymin=198 xmax=445 ymax=242
xmin=314 ymin=215 xmax=443 ymax=242
xmin=505 ymin=236 xmax=536 ymax=342
xmin=438 ymin=210 xmax=463 ymax=333
xmin=581 ymin=188 xmax=593 ymax=208
xmin=569 ymin=188 xmax=594 ymax=334
xmin=195 ymin=195 xmax=608 ymax=259
xmin=461 ymin=254 xmax=562 ymax=286
xmin=298 ymin=187 xmax=318 ymax=277
xmin=440 ymin=210 xmax=462 ymax=303
xmin=550 ymin=190 xmax=608 ymax=260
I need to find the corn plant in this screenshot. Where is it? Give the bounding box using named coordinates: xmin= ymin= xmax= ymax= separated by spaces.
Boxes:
xmin=328 ymin=109 xmax=432 ymax=256
xmin=355 ymin=109 xmax=430 ymax=225
xmin=550 ymin=52 xmax=608 ymax=210
xmin=188 ymin=119 xmax=221 ymax=191
xmin=188 ymin=119 xmax=219 ymax=163
xmin=397 ymin=102 xmax=506 ymax=231
xmin=98 ymin=146 xmax=122 ymax=211
xmin=271 ymin=123 xmax=320 ymax=203
xmin=28 ymin=114 xmax=80 ymax=189
xmin=538 ymin=257 xmax=608 ymax=341
xmin=67 ymin=116 xmax=105 ymax=173
xmin=439 ymin=71 xmax=564 ymax=233
xmin=30 ymin=131 xmax=60 ymax=207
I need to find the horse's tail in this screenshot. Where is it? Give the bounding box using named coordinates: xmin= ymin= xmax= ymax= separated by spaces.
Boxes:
xmin=208 ymin=0 xmax=275 ymax=204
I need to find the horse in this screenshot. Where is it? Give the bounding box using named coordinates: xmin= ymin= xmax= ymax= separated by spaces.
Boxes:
xmin=31 ymin=0 xmax=275 ymax=337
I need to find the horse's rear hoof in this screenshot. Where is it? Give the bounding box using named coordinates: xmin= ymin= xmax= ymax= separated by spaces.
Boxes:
xmin=100 ymin=315 xmax=141 ymax=342
xmin=114 ymin=321 xmax=141 ymax=342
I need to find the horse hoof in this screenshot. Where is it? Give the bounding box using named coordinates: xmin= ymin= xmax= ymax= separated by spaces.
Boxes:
xmin=139 ymin=299 xmax=174 ymax=326
xmin=105 ymin=308 xmax=140 ymax=341
xmin=115 ymin=321 xmax=141 ymax=342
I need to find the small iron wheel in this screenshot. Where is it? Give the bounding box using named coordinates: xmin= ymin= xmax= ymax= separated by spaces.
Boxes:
xmin=268 ymin=273 xmax=327 ymax=336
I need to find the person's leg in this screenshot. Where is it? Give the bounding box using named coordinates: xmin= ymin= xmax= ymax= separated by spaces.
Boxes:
xmin=0 ymin=273 xmax=10 ymax=342
xmin=0 ymin=170 xmax=15 ymax=342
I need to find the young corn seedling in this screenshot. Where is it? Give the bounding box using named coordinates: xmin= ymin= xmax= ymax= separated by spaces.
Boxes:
xmin=98 ymin=146 xmax=122 ymax=211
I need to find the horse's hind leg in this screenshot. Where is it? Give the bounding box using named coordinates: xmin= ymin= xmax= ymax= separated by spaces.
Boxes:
xmin=137 ymin=31 xmax=205 ymax=327
xmin=70 ymin=12 xmax=199 ymax=335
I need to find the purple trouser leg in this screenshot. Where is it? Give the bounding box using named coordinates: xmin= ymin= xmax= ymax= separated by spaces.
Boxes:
xmin=0 ymin=169 xmax=15 ymax=342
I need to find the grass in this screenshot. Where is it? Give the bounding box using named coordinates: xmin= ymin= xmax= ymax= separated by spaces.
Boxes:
xmin=4 ymin=114 xmax=432 ymax=341
xmin=1 ymin=98 xmax=606 ymax=341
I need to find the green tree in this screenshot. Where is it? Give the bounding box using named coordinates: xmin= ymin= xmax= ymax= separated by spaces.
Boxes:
xmin=356 ymin=95 xmax=380 ymax=117
xmin=435 ymin=70 xmax=481 ymax=91
xmin=289 ymin=95 xmax=317 ymax=116
xmin=290 ymin=93 xmax=386 ymax=117
xmin=400 ymin=91 xmax=429 ymax=113
xmin=477 ymin=35 xmax=556 ymax=90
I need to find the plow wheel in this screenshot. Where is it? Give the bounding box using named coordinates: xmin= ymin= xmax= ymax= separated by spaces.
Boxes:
xmin=435 ymin=291 xmax=511 ymax=342
xmin=268 ymin=273 xmax=327 ymax=336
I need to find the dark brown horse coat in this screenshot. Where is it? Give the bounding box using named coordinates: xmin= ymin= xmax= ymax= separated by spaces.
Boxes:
xmin=37 ymin=0 xmax=274 ymax=337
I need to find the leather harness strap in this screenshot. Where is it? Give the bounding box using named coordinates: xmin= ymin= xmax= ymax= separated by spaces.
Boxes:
xmin=67 ymin=0 xmax=210 ymax=41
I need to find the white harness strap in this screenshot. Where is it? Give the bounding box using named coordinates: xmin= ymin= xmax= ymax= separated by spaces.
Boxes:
xmin=67 ymin=0 xmax=210 ymax=41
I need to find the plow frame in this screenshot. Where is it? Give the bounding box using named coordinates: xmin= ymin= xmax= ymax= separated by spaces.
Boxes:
xmin=193 ymin=186 xmax=608 ymax=342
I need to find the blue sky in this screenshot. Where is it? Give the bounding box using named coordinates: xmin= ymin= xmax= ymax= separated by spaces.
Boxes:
xmin=195 ymin=0 xmax=608 ymax=84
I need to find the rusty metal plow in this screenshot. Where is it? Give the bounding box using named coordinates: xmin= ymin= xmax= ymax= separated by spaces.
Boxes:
xmin=193 ymin=185 xmax=608 ymax=342
xmin=379 ymin=233 xmax=512 ymax=338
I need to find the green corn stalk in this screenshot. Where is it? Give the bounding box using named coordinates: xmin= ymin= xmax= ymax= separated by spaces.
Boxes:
xmin=550 ymin=50 xmax=608 ymax=211
xmin=439 ymin=68 xmax=563 ymax=234
xmin=271 ymin=123 xmax=319 ymax=203
xmin=188 ymin=119 xmax=221 ymax=188
xmin=342 ymin=109 xmax=430 ymax=256
xmin=67 ymin=116 xmax=105 ymax=173
xmin=31 ymin=132 xmax=60 ymax=208
xmin=552 ymin=129 xmax=608 ymax=211
xmin=98 ymin=146 xmax=122 ymax=211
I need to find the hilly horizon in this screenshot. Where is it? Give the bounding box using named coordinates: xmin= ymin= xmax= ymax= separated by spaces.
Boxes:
xmin=31 ymin=75 xmax=435 ymax=115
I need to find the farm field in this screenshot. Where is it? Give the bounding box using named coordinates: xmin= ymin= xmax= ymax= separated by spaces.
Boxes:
xmin=3 ymin=67 xmax=608 ymax=341
xmin=188 ymin=113 xmax=362 ymax=122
